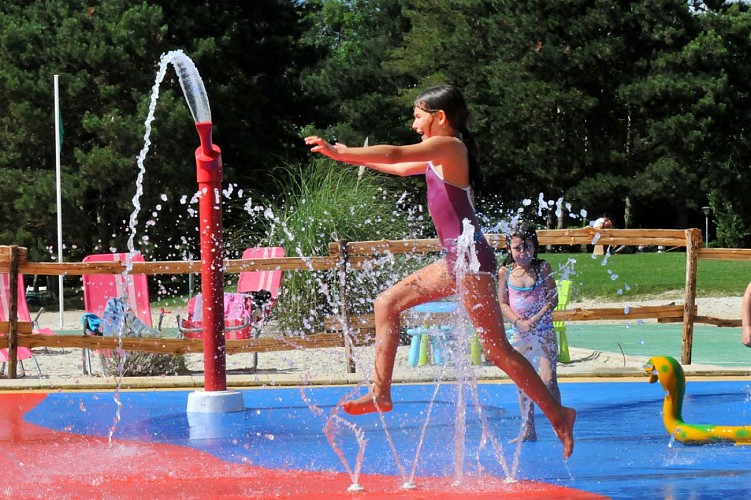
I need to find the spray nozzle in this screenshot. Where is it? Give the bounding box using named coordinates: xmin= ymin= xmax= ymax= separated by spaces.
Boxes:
xmin=196 ymin=121 xmax=214 ymax=157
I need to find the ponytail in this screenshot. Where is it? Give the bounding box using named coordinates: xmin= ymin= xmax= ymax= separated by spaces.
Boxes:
xmin=458 ymin=125 xmax=481 ymax=192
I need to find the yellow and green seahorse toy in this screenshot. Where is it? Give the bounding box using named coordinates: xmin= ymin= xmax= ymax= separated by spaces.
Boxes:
xmin=645 ymin=355 xmax=751 ymax=445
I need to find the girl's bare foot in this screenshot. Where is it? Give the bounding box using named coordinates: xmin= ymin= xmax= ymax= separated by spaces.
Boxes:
xmin=554 ymin=406 xmax=576 ymax=459
xmin=342 ymin=392 xmax=393 ymax=416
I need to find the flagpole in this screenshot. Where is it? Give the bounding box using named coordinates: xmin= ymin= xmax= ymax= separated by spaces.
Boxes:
xmin=54 ymin=75 xmax=64 ymax=328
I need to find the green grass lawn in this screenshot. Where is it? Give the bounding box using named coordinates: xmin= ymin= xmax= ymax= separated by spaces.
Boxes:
xmin=543 ymin=251 xmax=751 ymax=301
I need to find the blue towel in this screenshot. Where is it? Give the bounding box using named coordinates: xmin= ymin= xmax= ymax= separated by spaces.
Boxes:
xmin=81 ymin=312 xmax=102 ymax=335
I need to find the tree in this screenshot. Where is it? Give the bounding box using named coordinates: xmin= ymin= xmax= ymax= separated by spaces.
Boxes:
xmin=0 ymin=1 xmax=171 ymax=261
xmin=0 ymin=0 xmax=315 ymax=261
xmin=300 ymin=0 xmax=414 ymax=145
xmin=695 ymin=3 xmax=751 ymax=245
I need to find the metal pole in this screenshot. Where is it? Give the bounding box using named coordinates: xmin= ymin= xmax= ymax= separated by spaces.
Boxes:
xmin=54 ymin=75 xmax=65 ymax=328
xmin=701 ymin=206 xmax=711 ymax=246
xmin=705 ymin=216 xmax=709 ymax=245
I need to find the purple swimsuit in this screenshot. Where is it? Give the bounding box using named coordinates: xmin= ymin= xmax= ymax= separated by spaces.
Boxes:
xmin=505 ymin=262 xmax=557 ymax=362
xmin=425 ymin=163 xmax=496 ymax=277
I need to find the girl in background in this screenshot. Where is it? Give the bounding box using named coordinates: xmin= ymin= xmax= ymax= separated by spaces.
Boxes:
xmin=498 ymin=221 xmax=561 ymax=442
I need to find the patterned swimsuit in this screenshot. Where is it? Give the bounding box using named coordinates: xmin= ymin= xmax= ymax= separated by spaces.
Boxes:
xmin=425 ymin=162 xmax=496 ymax=278
xmin=506 ymin=262 xmax=557 ymax=363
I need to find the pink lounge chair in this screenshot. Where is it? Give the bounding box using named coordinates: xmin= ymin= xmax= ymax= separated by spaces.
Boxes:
xmin=237 ymin=246 xmax=285 ymax=370
xmin=0 ymin=274 xmax=46 ymax=377
xmin=177 ymin=292 xmax=253 ymax=340
xmin=82 ymin=253 xmax=152 ymax=325
xmin=81 ymin=252 xmax=153 ymax=375
xmin=237 ymin=246 xmax=284 ymax=318
xmin=177 ymin=246 xmax=285 ymax=371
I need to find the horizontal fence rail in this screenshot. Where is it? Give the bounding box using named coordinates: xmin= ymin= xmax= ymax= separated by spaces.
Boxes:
xmin=10 ymin=330 xmax=371 ymax=355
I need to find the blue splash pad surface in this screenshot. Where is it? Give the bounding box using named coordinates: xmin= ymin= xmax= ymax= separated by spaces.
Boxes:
xmin=24 ymin=380 xmax=751 ymax=498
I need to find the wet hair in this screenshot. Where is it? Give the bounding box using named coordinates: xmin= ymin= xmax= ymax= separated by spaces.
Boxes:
xmin=502 ymin=220 xmax=542 ymax=267
xmin=414 ymin=85 xmax=481 ymax=190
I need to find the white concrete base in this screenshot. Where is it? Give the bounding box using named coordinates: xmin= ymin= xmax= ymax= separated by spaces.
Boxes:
xmin=186 ymin=389 xmax=244 ymax=413
xmin=186 ymin=390 xmax=245 ymax=440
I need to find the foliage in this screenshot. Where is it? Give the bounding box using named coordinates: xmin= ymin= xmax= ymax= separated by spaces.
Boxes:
xmin=0 ymin=0 xmax=315 ymax=263
xmin=4 ymin=0 xmax=751 ymax=277
xmin=102 ymin=350 xmax=187 ymax=377
xmin=708 ymin=190 xmax=750 ymax=247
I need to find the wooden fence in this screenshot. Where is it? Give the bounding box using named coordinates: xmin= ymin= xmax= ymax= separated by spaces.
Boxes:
xmin=0 ymin=227 xmax=747 ymax=378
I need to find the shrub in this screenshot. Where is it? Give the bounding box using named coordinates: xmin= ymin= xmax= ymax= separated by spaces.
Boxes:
xmin=229 ymin=159 xmax=432 ymax=334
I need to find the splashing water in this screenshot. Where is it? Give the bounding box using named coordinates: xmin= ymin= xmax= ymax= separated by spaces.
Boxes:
xmin=557 ymin=258 xmax=577 ymax=282
xmin=299 ymin=386 xmax=368 ymax=490
xmin=405 ymin=371 xmax=447 ymax=486
xmin=453 ymin=220 xmax=517 ymax=480
xmin=128 ymin=49 xmax=210 ymax=255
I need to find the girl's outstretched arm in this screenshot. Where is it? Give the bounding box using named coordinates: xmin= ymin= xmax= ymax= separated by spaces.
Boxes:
xmin=304 ymin=135 xmax=464 ymax=177
xmin=347 ymin=159 xmax=427 ymax=177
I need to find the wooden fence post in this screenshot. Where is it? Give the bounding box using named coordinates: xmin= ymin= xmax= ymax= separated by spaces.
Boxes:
xmin=7 ymin=245 xmax=19 ymax=378
xmin=682 ymin=228 xmax=701 ymax=364
xmin=337 ymin=240 xmax=356 ymax=373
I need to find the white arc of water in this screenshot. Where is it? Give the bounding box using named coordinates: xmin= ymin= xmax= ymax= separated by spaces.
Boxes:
xmin=128 ymin=50 xmax=210 ymax=254
xmin=169 ymin=49 xmax=211 ymax=124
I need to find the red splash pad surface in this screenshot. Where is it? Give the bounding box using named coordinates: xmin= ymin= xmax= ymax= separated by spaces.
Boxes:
xmin=0 ymin=393 xmax=601 ymax=499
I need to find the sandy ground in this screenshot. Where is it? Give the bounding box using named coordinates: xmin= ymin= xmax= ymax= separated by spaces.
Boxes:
xmin=3 ymin=294 xmax=746 ymax=388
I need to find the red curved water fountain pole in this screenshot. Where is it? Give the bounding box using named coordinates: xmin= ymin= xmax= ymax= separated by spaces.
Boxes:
xmin=195 ymin=121 xmax=226 ymax=392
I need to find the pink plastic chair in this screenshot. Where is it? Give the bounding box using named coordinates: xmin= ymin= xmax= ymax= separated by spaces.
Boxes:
xmin=238 ymin=247 xmax=285 ymax=370
xmin=0 ymin=274 xmax=44 ymax=377
xmin=237 ymin=246 xmax=285 ymax=320
xmin=82 ymin=253 xmax=152 ymax=325
xmin=81 ymin=252 xmax=153 ymax=375
xmin=178 ymin=292 xmax=253 ymax=340
xmin=176 ymin=247 xmax=284 ymax=371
